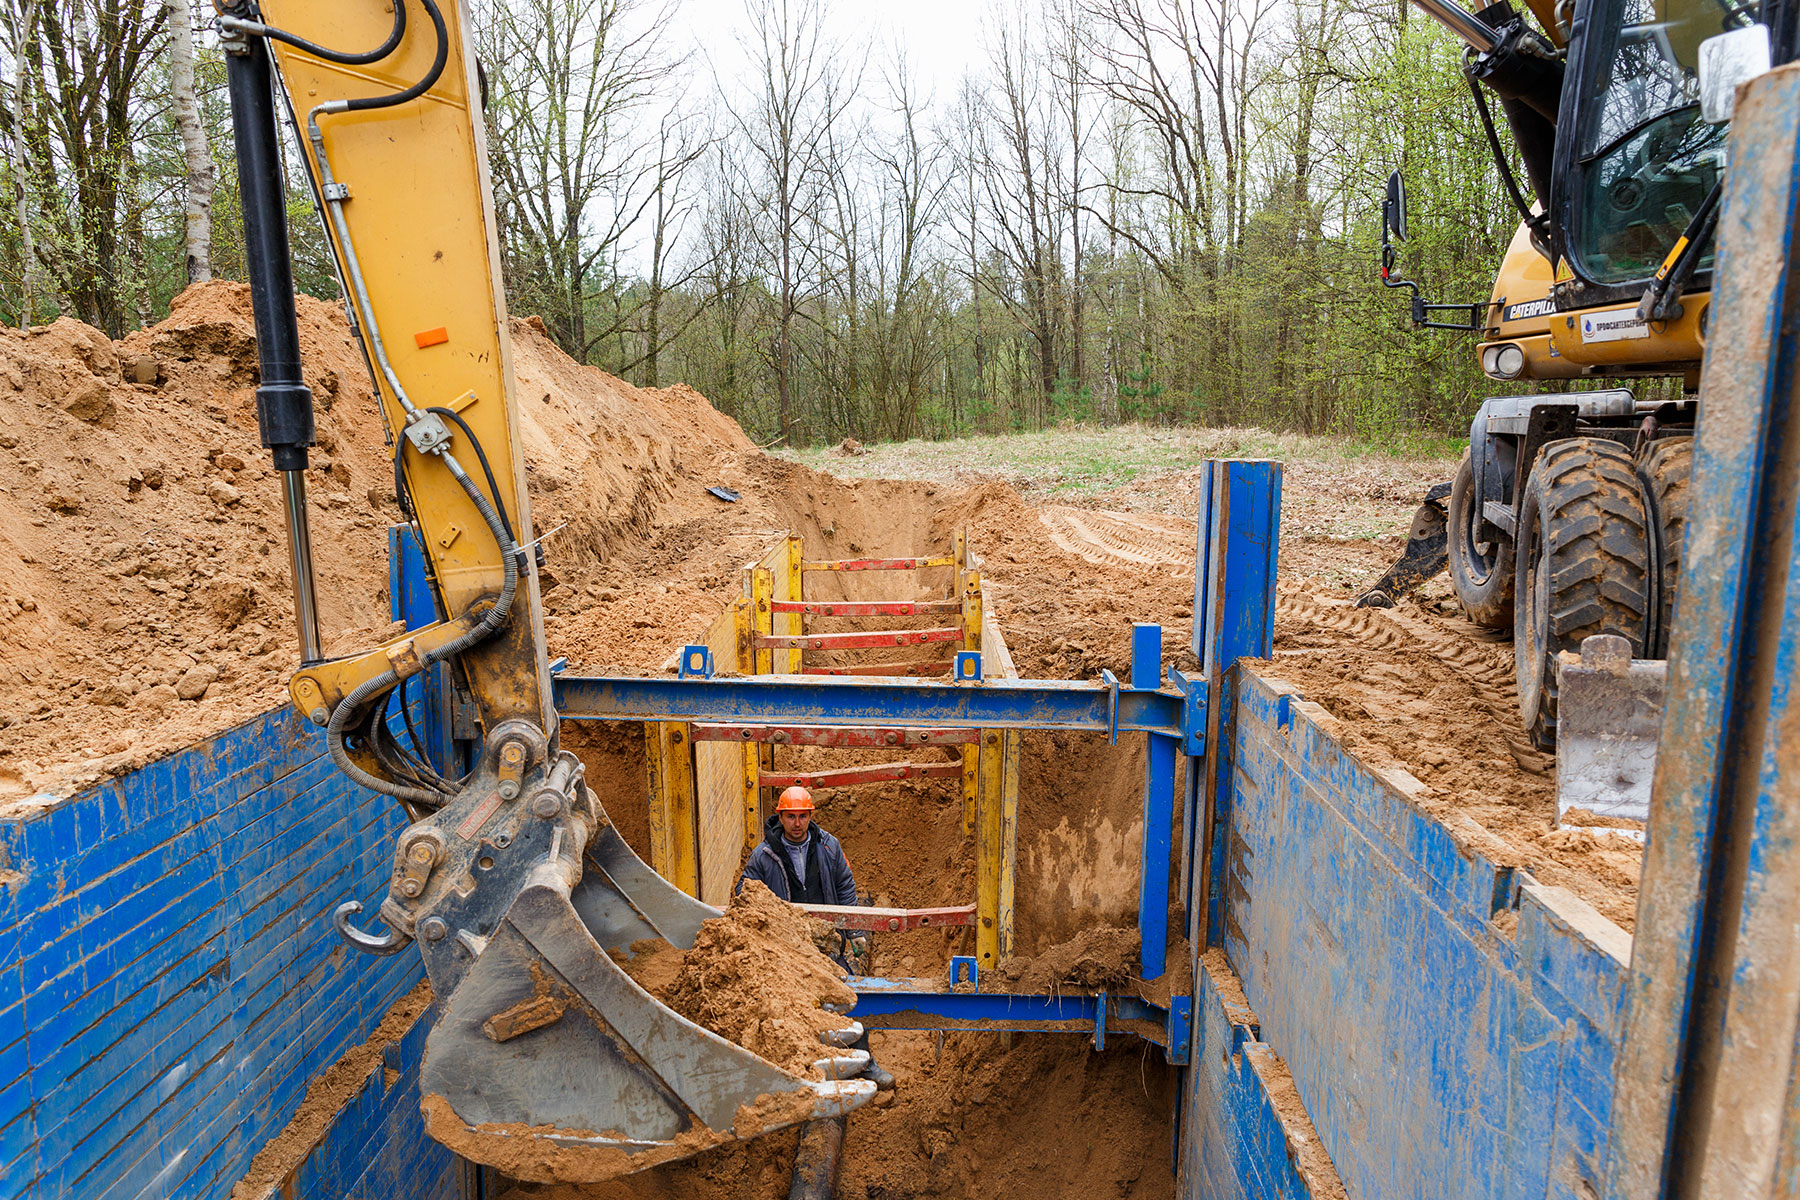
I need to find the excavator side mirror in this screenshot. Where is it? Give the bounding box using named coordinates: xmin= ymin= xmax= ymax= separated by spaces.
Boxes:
xmin=1384 ymin=171 xmax=1408 ymax=243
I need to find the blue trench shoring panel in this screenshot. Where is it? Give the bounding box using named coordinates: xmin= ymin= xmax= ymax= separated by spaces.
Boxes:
xmin=0 ymin=704 xmax=453 ymax=1200
xmin=1220 ymin=671 xmax=1631 ymax=1200
xmin=0 ymin=528 xmax=458 ymax=1200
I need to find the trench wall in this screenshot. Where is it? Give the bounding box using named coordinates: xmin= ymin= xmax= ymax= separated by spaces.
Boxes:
xmin=0 ymin=705 xmax=455 ymax=1200
xmin=1201 ymin=668 xmax=1630 ymax=1200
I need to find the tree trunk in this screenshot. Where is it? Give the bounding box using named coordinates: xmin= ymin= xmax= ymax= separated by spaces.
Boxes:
xmin=166 ymin=0 xmax=212 ymax=284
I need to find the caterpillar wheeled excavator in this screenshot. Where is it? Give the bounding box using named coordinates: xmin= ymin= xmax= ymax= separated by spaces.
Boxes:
xmin=1364 ymin=0 xmax=1795 ymax=750
xmin=216 ymin=0 xmax=874 ymax=1180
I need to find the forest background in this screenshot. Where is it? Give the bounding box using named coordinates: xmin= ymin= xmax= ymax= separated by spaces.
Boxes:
xmin=0 ymin=0 xmax=1542 ymax=448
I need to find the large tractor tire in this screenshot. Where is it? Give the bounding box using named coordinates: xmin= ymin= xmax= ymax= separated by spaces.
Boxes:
xmin=1514 ymin=437 xmax=1652 ymax=749
xmin=1446 ymin=449 xmax=1515 ymax=628
xmin=1637 ymin=437 xmax=1693 ymax=658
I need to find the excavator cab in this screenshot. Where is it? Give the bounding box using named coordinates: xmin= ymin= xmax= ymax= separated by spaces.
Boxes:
xmin=217 ymin=0 xmax=872 ymax=1181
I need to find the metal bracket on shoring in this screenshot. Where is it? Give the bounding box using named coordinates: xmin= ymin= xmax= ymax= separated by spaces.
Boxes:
xmin=953 ymin=651 xmax=982 ymax=682
xmin=677 ymin=645 xmax=714 ymax=679
xmin=1101 ymin=669 xmax=1121 ymax=745
xmin=949 ymin=956 xmax=979 ymax=988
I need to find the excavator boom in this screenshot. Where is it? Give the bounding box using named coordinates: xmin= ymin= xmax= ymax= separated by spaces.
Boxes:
xmin=218 ymin=0 xmax=871 ymax=1179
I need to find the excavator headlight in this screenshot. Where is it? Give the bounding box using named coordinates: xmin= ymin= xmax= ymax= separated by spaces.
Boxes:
xmin=1484 ymin=343 xmax=1527 ymax=380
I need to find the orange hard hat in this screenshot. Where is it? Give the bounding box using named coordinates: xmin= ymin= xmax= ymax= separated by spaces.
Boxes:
xmin=776 ymin=786 xmax=814 ymax=813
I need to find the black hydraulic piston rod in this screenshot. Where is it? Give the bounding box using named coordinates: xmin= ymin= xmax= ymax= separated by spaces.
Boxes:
xmin=223 ymin=9 xmax=323 ymax=665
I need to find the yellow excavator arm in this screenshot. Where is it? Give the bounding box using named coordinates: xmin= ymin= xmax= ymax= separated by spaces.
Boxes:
xmin=218 ymin=0 xmax=873 ymax=1179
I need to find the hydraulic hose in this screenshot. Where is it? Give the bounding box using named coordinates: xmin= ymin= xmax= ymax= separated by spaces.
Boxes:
xmin=218 ymin=1 xmax=407 ymax=66
xmin=327 ymin=447 xmax=520 ymax=805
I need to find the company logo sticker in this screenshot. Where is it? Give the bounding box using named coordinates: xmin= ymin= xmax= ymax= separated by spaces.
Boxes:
xmin=1579 ymin=309 xmax=1650 ymax=343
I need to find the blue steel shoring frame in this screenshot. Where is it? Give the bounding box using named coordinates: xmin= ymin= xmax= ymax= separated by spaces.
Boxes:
xmin=533 ymin=462 xmax=1279 ymax=1062
xmin=1188 ymin=462 xmax=1282 ymax=950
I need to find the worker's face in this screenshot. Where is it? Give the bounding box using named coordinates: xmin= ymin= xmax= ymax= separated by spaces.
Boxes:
xmin=779 ymin=809 xmax=811 ymax=841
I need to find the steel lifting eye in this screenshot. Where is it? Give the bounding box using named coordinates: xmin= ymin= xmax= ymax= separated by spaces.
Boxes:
xmin=332 ymin=900 xmax=413 ymax=956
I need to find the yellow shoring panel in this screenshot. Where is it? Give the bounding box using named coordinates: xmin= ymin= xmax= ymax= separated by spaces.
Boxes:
xmin=961 ymin=569 xmax=984 ymax=836
xmin=645 ymin=724 xmax=671 ymax=880
xmin=975 ymin=728 xmax=1005 ymax=969
xmin=662 ymin=721 xmax=699 ymax=896
xmin=999 ymin=730 xmax=1021 ymax=960
xmin=752 ymin=567 xmax=775 ymax=676
xmin=785 ymin=535 xmax=805 ymax=673
xmin=694 ymin=600 xmax=747 ymax=905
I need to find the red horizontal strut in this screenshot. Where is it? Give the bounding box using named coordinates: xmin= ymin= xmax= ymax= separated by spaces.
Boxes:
xmin=769 ymin=599 xmax=961 ymax=617
xmin=802 ymin=660 xmax=954 ymax=677
xmin=756 ymin=626 xmax=963 ymax=651
xmin=759 ymin=761 xmax=964 ymax=789
xmin=798 ymin=903 xmax=978 ymax=931
xmin=690 ymin=724 xmax=980 ymax=747
xmin=800 ymin=555 xmax=955 ymax=572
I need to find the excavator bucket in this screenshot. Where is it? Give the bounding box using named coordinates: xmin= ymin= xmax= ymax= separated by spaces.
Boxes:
xmin=1356 ymin=481 xmax=1452 ymax=608
xmin=414 ymin=804 xmax=875 ymax=1182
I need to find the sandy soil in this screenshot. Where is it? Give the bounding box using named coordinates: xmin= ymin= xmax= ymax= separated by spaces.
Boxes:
xmin=6 ymin=287 xmax=1640 ymax=1197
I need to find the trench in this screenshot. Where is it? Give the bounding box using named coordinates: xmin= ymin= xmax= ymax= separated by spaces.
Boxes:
xmin=550 ymin=490 xmax=1181 ymax=1200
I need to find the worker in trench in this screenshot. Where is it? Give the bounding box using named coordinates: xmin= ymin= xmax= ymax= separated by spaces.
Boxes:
xmin=738 ymin=785 xmax=895 ymax=1091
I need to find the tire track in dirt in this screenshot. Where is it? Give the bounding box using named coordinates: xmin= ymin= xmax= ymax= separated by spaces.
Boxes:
xmin=1274 ymin=586 xmax=1551 ymax=777
xmin=1037 ymin=505 xmax=1196 ymax=575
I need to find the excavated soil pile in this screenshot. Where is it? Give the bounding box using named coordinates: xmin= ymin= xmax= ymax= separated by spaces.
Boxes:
xmin=614 ymin=881 xmax=855 ymax=1078
xmin=0 ymin=283 xmax=752 ymax=804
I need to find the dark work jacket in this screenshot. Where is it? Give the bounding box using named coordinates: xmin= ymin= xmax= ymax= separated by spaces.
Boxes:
xmin=737 ymin=815 xmax=858 ymax=906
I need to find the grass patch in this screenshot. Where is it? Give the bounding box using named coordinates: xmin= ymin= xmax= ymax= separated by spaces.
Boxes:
xmin=779 ymin=423 xmax=1466 ymax=497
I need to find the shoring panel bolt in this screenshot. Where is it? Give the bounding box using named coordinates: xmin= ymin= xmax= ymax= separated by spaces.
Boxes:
xmin=499 ymin=781 xmax=520 ymax=799
xmin=309 ymin=707 xmax=328 ymax=726
xmin=400 ymin=878 xmax=423 ymax=898
xmin=532 ymin=792 xmax=564 ymax=819
xmin=421 ymin=917 xmax=448 ymax=941
xmin=885 ymin=732 xmax=898 ymax=745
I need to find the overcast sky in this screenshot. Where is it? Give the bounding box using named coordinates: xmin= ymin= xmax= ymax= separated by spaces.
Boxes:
xmin=664 ymin=0 xmax=1003 ymax=107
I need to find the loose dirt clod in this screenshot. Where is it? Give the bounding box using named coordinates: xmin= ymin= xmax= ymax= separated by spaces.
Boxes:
xmin=988 ymin=925 xmax=1141 ymax=994
xmin=615 ymin=881 xmax=856 ymax=1077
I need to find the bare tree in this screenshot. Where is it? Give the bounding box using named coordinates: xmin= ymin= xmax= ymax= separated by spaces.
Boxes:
xmin=864 ymin=52 xmax=951 ymax=439
xmin=728 ymin=0 xmax=856 ymax=445
xmin=980 ymin=5 xmax=1062 ymax=420
xmin=625 ymin=102 xmax=710 ymax=385
xmin=476 ymin=0 xmax=679 ymax=361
